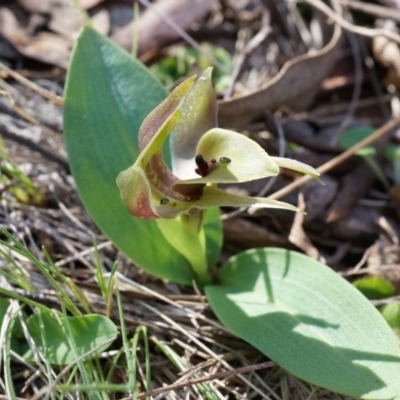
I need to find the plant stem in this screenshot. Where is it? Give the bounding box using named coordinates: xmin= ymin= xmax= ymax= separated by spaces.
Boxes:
xmin=180 ymin=211 xmax=211 ymax=285
xmin=156 ymin=211 xmax=212 ymax=285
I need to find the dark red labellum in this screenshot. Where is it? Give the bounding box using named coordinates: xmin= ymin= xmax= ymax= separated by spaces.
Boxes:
xmin=195 ymin=154 xmax=210 ymax=177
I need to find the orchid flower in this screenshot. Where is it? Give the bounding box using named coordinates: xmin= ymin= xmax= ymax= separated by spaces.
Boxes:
xmin=117 ymin=68 xmax=320 ymax=221
xmin=117 ymin=68 xmax=320 ymax=283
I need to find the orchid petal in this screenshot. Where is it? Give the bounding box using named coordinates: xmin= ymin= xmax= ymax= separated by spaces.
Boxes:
xmin=270 ymin=156 xmax=322 ymax=183
xmin=174 ymin=128 xmax=280 ymax=186
xmin=116 ymin=166 xmax=158 ymax=219
xmin=171 ymin=68 xmax=218 ymax=179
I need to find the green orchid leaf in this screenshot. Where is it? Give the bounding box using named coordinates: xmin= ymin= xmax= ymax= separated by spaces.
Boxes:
xmin=205 ymin=248 xmax=400 ymax=399
xmin=24 ymin=311 xmax=118 ymax=365
xmin=64 ymin=27 xmax=222 ymax=284
xmin=170 ymin=67 xmax=218 ymax=179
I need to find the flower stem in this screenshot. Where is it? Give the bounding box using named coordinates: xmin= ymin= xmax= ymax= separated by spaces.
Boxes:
xmin=179 ymin=211 xmax=211 ymax=285
xmin=156 ymin=210 xmax=212 ymax=285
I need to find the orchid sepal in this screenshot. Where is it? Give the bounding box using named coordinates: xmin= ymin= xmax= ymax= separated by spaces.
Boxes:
xmin=170 ymin=67 xmax=218 ymax=180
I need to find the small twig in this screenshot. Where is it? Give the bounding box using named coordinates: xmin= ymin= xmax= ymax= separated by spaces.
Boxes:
xmin=359 ymin=39 xmax=390 ymax=120
xmin=137 ymin=0 xmax=231 ymax=75
xmin=303 ymin=0 xmax=400 ymax=45
xmin=55 ymin=241 xmax=113 ymax=267
xmin=224 ymin=23 xmax=272 ymax=99
xmin=133 ymin=361 xmax=276 ymax=399
xmin=0 ymin=62 xmax=63 ymax=106
xmin=337 ymin=30 xmax=363 ymax=134
xmin=0 ymin=393 xmax=25 ymax=399
xmin=340 ymin=0 xmax=400 ymax=23
xmin=268 ymin=117 xmax=400 ymax=201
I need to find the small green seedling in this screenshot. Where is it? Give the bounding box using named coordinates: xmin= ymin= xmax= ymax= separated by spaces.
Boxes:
xmin=385 ymin=145 xmax=400 ymax=185
xmin=339 ymin=126 xmax=390 ymax=189
xmin=380 ymin=303 xmax=400 ymax=335
xmin=353 ymin=276 xmax=396 ymax=300
xmin=0 ymin=137 xmax=43 ymax=205
xmin=150 ymin=43 xmax=233 ymax=92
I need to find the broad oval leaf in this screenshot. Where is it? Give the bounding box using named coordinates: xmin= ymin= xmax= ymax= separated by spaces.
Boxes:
xmin=24 ymin=312 xmax=118 ymax=365
xmin=205 ymin=248 xmax=400 ymax=399
xmin=63 ymin=27 xmax=222 ymax=284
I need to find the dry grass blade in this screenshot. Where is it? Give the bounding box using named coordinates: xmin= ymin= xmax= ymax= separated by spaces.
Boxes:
xmin=0 ymin=61 xmax=63 ymax=106
xmin=135 ymin=361 xmax=276 ymax=399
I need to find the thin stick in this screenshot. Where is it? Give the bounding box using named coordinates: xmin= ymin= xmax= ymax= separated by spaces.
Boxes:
xmin=341 ymin=0 xmax=400 ymax=23
xmin=135 ymin=361 xmax=276 ymax=399
xmin=0 ymin=62 xmax=63 ymax=106
xmin=303 ymin=0 xmax=400 ymax=45
xmin=268 ymin=117 xmax=400 ymax=201
xmin=68 ymin=0 xmax=92 ymax=27
xmin=137 ymin=0 xmax=231 ymax=75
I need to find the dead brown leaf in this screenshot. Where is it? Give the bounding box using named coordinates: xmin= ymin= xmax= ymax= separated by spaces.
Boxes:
xmin=218 ymin=22 xmax=343 ymax=129
xmin=302 ymin=175 xmax=338 ymax=222
xmin=16 ymin=0 xmax=53 ymax=14
xmin=0 ymin=7 xmax=71 ymax=68
xmin=79 ymin=0 xmax=105 ymax=9
xmin=326 ymin=162 xmax=375 ymax=223
xmin=111 ymin=0 xmax=216 ymax=54
xmin=373 ymin=26 xmax=400 ymax=83
xmin=48 ymin=0 xmax=85 ymax=40
xmin=0 ymin=2 xmax=109 ymax=68
xmin=330 ymin=206 xmax=380 ymax=243
xmin=223 ymin=218 xmax=291 ymax=249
